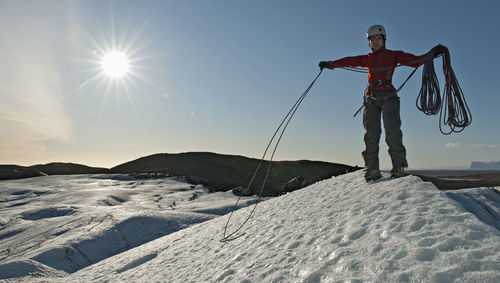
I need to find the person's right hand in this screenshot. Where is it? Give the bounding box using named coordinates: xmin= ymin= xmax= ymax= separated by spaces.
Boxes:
xmin=319 ymin=61 xmax=330 ymax=70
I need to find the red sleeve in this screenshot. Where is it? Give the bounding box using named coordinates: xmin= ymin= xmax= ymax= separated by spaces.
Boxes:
xmin=395 ymin=51 xmax=428 ymax=68
xmin=329 ymin=55 xmax=369 ymax=68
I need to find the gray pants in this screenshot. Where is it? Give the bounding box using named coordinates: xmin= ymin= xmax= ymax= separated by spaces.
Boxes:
xmin=362 ymin=91 xmax=408 ymax=170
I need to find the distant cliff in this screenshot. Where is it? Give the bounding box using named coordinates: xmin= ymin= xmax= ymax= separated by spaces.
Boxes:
xmin=470 ymin=161 xmax=500 ymax=170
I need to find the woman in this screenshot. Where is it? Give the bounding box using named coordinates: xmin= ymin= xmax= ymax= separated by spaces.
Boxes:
xmin=319 ymin=25 xmax=427 ymax=182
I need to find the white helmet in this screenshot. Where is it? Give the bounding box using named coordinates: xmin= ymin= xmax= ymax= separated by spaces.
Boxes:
xmin=366 ymin=25 xmax=386 ymax=39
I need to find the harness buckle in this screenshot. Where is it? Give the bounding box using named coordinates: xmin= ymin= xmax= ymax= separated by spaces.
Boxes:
xmin=370 ymin=80 xmax=392 ymax=87
xmin=365 ymin=80 xmax=393 ymax=97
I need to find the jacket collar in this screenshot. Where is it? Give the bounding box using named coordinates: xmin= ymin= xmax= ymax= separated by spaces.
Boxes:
xmin=371 ymin=46 xmax=386 ymax=53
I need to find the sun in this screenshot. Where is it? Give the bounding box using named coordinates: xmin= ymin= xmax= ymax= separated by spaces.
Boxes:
xmin=100 ymin=50 xmax=130 ymax=79
xmin=76 ymin=9 xmax=166 ymax=108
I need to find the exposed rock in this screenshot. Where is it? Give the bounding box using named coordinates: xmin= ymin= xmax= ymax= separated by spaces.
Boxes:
xmin=232 ymin=186 xmax=251 ymax=196
xmin=281 ymin=176 xmax=309 ymax=194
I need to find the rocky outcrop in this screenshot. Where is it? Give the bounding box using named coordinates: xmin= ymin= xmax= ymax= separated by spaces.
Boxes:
xmin=281 ymin=176 xmax=309 ymax=194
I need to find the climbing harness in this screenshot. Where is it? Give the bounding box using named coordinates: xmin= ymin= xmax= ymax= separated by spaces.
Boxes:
xmin=353 ymin=66 xmax=419 ymax=118
xmin=220 ymin=70 xmax=323 ymax=242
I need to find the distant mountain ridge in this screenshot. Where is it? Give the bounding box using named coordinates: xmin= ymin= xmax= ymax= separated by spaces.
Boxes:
xmin=0 ymin=152 xmax=358 ymax=196
xmin=0 ymin=163 xmax=108 ymax=180
xmin=470 ymin=161 xmax=500 ymax=170
xmin=111 ymin=152 xmax=358 ymax=196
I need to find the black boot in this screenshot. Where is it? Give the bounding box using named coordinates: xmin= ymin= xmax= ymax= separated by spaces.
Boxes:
xmin=390 ymin=167 xmax=409 ymax=178
xmin=365 ymin=169 xmax=382 ymax=182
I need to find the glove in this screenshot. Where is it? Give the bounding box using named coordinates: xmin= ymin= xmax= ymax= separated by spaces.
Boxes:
xmin=319 ymin=61 xmax=331 ymax=70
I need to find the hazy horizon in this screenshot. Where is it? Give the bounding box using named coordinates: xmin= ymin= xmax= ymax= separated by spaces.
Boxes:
xmin=4 ymin=150 xmax=499 ymax=172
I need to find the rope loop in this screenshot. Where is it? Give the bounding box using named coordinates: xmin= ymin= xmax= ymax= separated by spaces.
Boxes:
xmin=220 ymin=70 xmax=323 ymax=242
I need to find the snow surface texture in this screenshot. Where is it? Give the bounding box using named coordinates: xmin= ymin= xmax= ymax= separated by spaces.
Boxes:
xmin=0 ymin=174 xmax=259 ymax=280
xmin=1 ymin=170 xmax=496 ymax=282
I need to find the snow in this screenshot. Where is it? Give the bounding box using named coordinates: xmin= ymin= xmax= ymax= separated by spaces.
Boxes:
xmin=0 ymin=174 xmax=259 ymax=280
xmin=1 ymin=171 xmax=499 ymax=282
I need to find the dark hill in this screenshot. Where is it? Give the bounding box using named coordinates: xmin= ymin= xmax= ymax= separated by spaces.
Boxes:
xmin=0 ymin=165 xmax=47 ymax=180
xmin=30 ymin=162 xmax=108 ymax=175
xmin=0 ymin=163 xmax=109 ymax=180
xmin=111 ymin=152 xmax=358 ymax=196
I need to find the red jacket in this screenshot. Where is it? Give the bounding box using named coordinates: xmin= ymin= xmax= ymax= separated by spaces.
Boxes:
xmin=329 ymin=48 xmax=427 ymax=94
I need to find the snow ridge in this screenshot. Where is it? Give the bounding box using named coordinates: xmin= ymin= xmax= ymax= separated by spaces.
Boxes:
xmin=62 ymin=171 xmax=499 ymax=282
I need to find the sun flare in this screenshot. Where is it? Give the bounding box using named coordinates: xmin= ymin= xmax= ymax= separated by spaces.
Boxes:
xmin=78 ymin=13 xmax=164 ymax=108
xmin=100 ymin=51 xmax=130 ymax=79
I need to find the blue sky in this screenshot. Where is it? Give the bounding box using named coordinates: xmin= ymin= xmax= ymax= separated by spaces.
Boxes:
xmin=1 ymin=0 xmax=499 ymax=169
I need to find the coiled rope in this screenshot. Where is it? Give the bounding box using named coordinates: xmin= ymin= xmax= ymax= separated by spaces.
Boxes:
xmin=417 ymin=44 xmax=471 ymax=134
xmin=220 ymin=70 xmax=323 ymax=242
